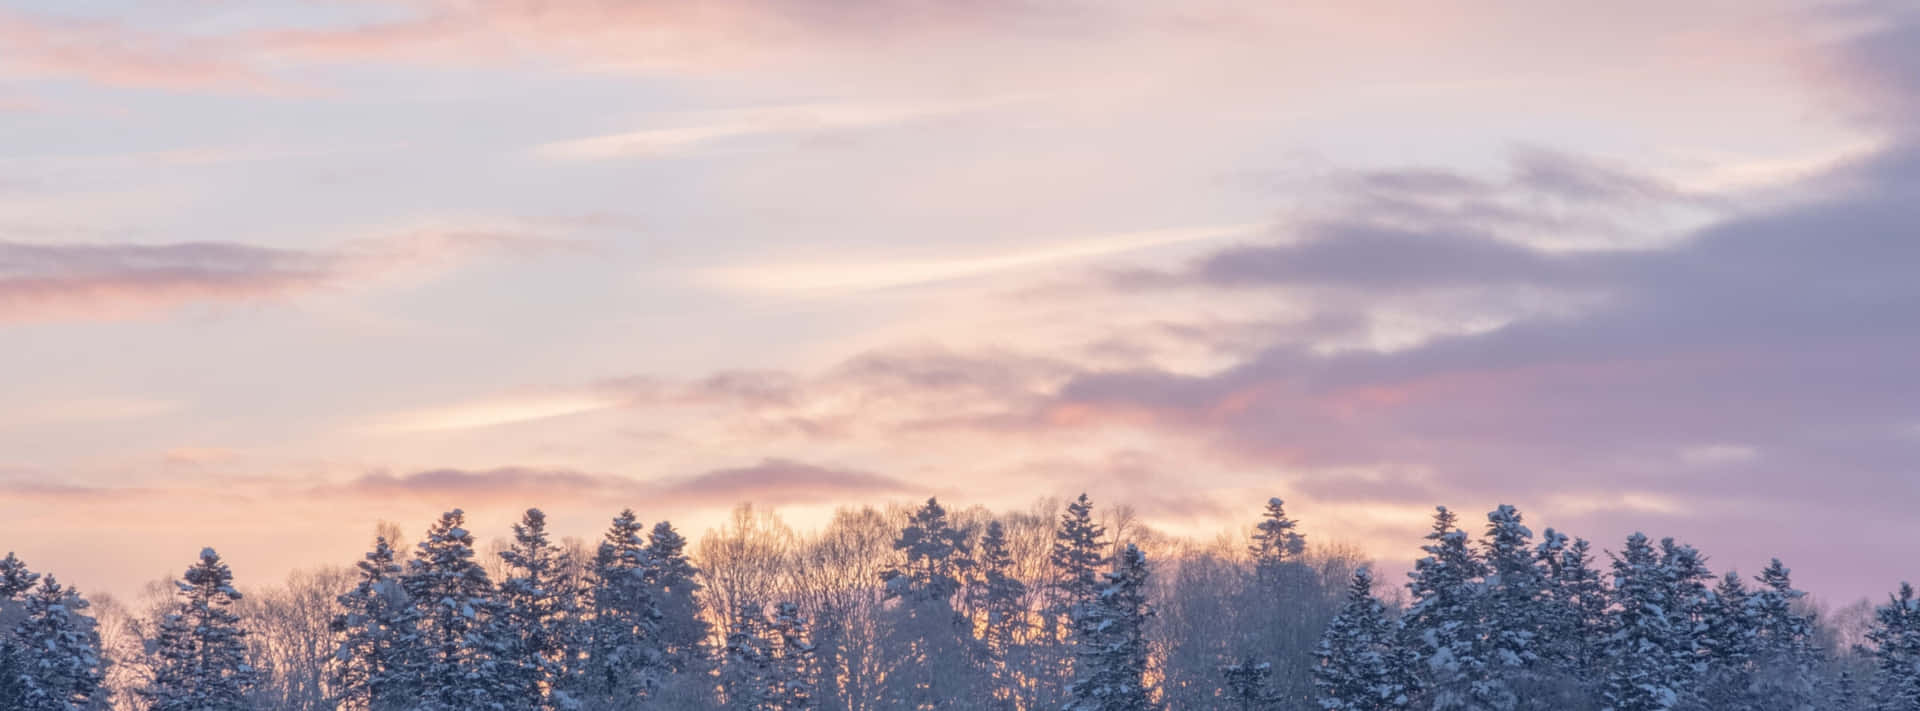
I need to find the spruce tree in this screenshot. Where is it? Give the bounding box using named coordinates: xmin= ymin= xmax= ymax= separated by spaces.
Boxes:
xmin=972 ymin=520 xmax=1028 ymax=711
xmin=1046 ymin=494 xmax=1107 ymax=706
xmin=0 ymin=551 xmax=38 ymax=709
xmin=1602 ymin=533 xmax=1687 ymax=711
xmin=1249 ymin=497 xmax=1307 ymax=576
xmin=1478 ymin=505 xmax=1543 ymax=708
xmin=0 ymin=553 xmax=35 ymax=599
xmin=767 ymin=601 xmax=816 ymax=710
xmin=141 ymin=548 xmax=259 ymax=711
xmin=1868 ymin=582 xmax=1920 ymax=711
xmin=498 ymin=508 xmax=580 ymax=711
xmin=1696 ymin=571 xmax=1756 ymax=709
xmin=1221 ymin=657 xmax=1278 ymax=711
xmin=1402 ymin=506 xmax=1487 ymax=710
xmin=721 ymin=601 xmax=775 ymax=711
xmin=879 ymin=497 xmax=977 ymax=709
xmin=1315 ymin=567 xmax=1414 ymax=711
xmin=645 ymin=520 xmax=709 ymax=675
xmin=1656 ymin=538 xmax=1713 ymax=708
xmin=1747 ymin=559 xmax=1821 ymax=711
xmin=1064 ymin=543 xmax=1153 ymax=711
xmin=329 ymin=536 xmax=420 ymax=711
xmin=402 ymin=509 xmax=508 ymax=711
xmin=582 ymin=509 xmax=663 ymax=706
xmin=10 ymin=575 xmax=104 ymax=711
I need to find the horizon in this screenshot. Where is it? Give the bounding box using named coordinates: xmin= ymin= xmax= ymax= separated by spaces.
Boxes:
xmin=6 ymin=0 xmax=1920 ymax=611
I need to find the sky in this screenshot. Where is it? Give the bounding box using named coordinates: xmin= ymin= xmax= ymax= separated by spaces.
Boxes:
xmin=2 ymin=0 xmax=1917 ymax=604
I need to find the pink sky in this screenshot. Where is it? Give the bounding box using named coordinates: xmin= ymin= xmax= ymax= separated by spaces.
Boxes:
xmin=3 ymin=0 xmax=1918 ymax=605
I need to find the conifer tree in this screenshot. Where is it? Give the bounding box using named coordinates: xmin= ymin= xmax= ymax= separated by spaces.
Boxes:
xmin=1315 ymin=567 xmax=1414 ymax=711
xmin=1868 ymin=582 xmax=1920 ymax=711
xmin=1402 ymin=506 xmax=1487 ymax=710
xmin=971 ymin=520 xmax=1028 ymax=711
xmin=1045 ymin=494 xmax=1108 ymax=707
xmin=402 ymin=509 xmax=507 ymax=711
xmin=721 ymin=601 xmax=776 ymax=711
xmin=1249 ymin=497 xmax=1307 ymax=577
xmin=582 ymin=509 xmax=663 ymax=706
xmin=645 ymin=520 xmax=709 ymax=676
xmin=1221 ymin=657 xmax=1278 ymax=711
xmin=1657 ymin=538 xmax=1713 ymax=707
xmin=1696 ymin=571 xmax=1755 ymax=708
xmin=498 ymin=508 xmax=580 ymax=711
xmin=1602 ymin=533 xmax=1687 ymax=711
xmin=1747 ymin=559 xmax=1821 ymax=711
xmin=1478 ymin=505 xmax=1543 ymax=708
xmin=142 ymin=548 xmax=259 ymax=711
xmin=0 ymin=553 xmax=36 ymax=599
xmin=10 ymin=575 xmax=104 ymax=711
xmin=767 ymin=601 xmax=816 ymax=711
xmin=879 ymin=497 xmax=977 ymax=709
xmin=329 ymin=536 xmax=419 ymax=711
xmin=1064 ymin=543 xmax=1153 ymax=711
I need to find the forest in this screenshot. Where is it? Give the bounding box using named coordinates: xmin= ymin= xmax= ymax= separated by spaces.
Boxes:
xmin=2 ymin=494 xmax=1917 ymax=711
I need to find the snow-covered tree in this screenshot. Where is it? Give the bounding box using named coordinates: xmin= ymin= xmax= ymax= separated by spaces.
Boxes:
xmin=767 ymin=601 xmax=816 ymax=710
xmin=10 ymin=575 xmax=104 ymax=711
xmin=1064 ymin=543 xmax=1153 ymax=711
xmin=142 ymin=548 xmax=259 ymax=711
xmin=971 ymin=520 xmax=1027 ymax=711
xmin=1535 ymin=530 xmax=1606 ymax=680
xmin=879 ymin=497 xmax=977 ymax=710
xmin=1746 ymin=559 xmax=1821 ymax=711
xmin=498 ymin=508 xmax=580 ymax=711
xmin=721 ymin=601 xmax=775 ymax=711
xmin=402 ymin=509 xmax=508 ymax=711
xmin=1602 ymin=533 xmax=1690 ymax=711
xmin=644 ymin=520 xmax=709 ymax=676
xmin=581 ymin=509 xmax=663 ymax=707
xmin=1221 ymin=657 xmax=1277 ymax=711
xmin=1315 ymin=566 xmax=1415 ymax=711
xmin=1249 ymin=497 xmax=1307 ymax=577
xmin=328 ymin=536 xmax=419 ymax=711
xmin=1402 ymin=506 xmax=1487 ymax=710
xmin=1657 ymin=538 xmax=1713 ymax=708
xmin=1868 ymin=582 xmax=1920 ymax=711
xmin=1477 ymin=504 xmax=1543 ymax=708
xmin=1045 ymin=494 xmax=1108 ymax=707
xmin=1696 ymin=571 xmax=1756 ymax=709
xmin=0 ymin=553 xmax=36 ymax=599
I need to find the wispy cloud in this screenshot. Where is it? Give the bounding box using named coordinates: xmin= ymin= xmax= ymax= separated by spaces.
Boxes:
xmin=696 ymin=223 xmax=1256 ymax=294
xmin=533 ymin=99 xmax=1012 ymax=160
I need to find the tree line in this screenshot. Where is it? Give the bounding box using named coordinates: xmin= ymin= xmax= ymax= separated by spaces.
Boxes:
xmin=2 ymin=494 xmax=1917 ymax=710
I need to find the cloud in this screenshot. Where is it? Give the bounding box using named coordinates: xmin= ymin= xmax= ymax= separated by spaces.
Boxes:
xmin=658 ymin=458 xmax=917 ymax=506
xmin=0 ymin=229 xmax=576 ymax=323
xmin=697 ymin=223 xmax=1254 ymax=294
xmin=0 ymin=9 xmax=280 ymax=92
xmin=533 ymin=99 xmax=1012 ymax=161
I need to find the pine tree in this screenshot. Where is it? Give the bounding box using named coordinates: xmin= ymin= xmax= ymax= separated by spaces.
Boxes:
xmin=721 ymin=601 xmax=776 ymax=711
xmin=1696 ymin=571 xmax=1755 ymax=709
xmin=1248 ymin=497 xmax=1306 ymax=577
xmin=1868 ymin=583 xmax=1920 ymax=711
xmin=644 ymin=520 xmax=709 ymax=675
xmin=1602 ymin=533 xmax=1687 ymax=711
xmin=1403 ymin=506 xmax=1487 ymax=711
xmin=1045 ymin=494 xmax=1107 ymax=706
xmin=1656 ymin=538 xmax=1713 ymax=708
xmin=879 ymin=497 xmax=977 ymax=710
xmin=402 ymin=509 xmax=508 ymax=711
xmin=767 ymin=601 xmax=816 ymax=710
xmin=10 ymin=575 xmax=104 ymax=711
xmin=1064 ymin=543 xmax=1153 ymax=711
xmin=972 ymin=520 xmax=1028 ymax=711
xmin=0 ymin=553 xmax=36 ymax=599
xmin=1221 ymin=657 xmax=1277 ymax=711
xmin=496 ymin=508 xmax=580 ymax=711
xmin=1747 ymin=559 xmax=1821 ymax=711
xmin=329 ymin=536 xmax=420 ymax=711
xmin=141 ymin=548 xmax=259 ymax=711
xmin=1315 ymin=567 xmax=1414 ymax=711
xmin=582 ymin=509 xmax=663 ymax=706
xmin=1478 ymin=504 xmax=1543 ymax=709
